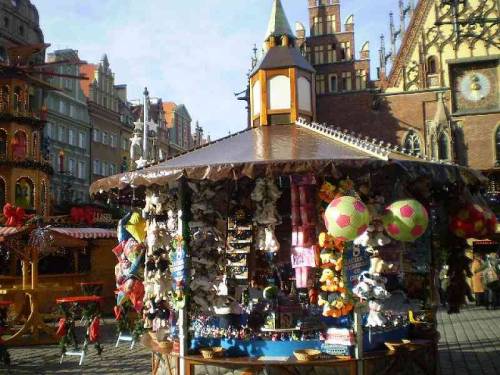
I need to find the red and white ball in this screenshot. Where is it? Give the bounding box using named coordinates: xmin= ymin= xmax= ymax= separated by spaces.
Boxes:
xmin=383 ymin=200 xmax=429 ymax=242
xmin=450 ymin=204 xmax=497 ymax=239
xmin=324 ymin=196 xmax=370 ymax=242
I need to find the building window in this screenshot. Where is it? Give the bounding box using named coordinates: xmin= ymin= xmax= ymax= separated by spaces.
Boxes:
xmin=109 ymin=164 xmax=116 ymax=176
xmin=59 ymin=100 xmax=66 ymax=114
xmin=4 ymin=17 xmax=9 ymax=28
xmin=314 ymin=45 xmax=324 ymax=65
xmin=58 ymin=126 xmax=65 ymax=142
xmin=313 ymin=16 xmax=323 ymax=35
xmin=19 ymin=25 xmax=24 ymax=36
xmin=15 ymin=177 xmax=34 ymax=210
xmin=12 ymin=130 xmax=27 ymax=160
xmin=121 ymin=137 xmax=128 ymax=151
xmin=404 ymin=131 xmax=422 ymax=156
xmin=326 ymin=14 xmax=336 ymax=34
xmin=110 ymin=134 xmax=117 ymax=148
xmin=327 ymin=44 xmax=336 ymax=63
xmin=102 ymin=161 xmax=108 ymax=176
xmin=341 ymin=72 xmax=352 ymax=91
xmin=78 ymin=132 xmax=85 ymax=148
xmin=438 ymin=133 xmax=450 ymax=160
xmin=0 ymin=129 xmax=6 ymax=160
xmin=59 ymin=151 xmax=65 ymax=173
xmin=427 ymin=56 xmax=437 ymax=74
xmin=69 ymin=158 xmax=76 ymax=176
xmin=93 ymin=159 xmax=100 ymax=175
xmin=355 ymin=70 xmax=367 ymax=90
xmin=102 ymin=131 xmax=109 ymax=145
xmin=68 ymin=129 xmax=75 ymax=146
xmin=316 ymin=74 xmax=326 ymax=94
xmin=78 ymin=161 xmax=85 ymax=179
xmin=93 ymin=128 xmax=100 ymax=143
xmin=340 ymin=42 xmax=351 ymax=60
xmin=328 ymin=74 xmax=338 ymax=93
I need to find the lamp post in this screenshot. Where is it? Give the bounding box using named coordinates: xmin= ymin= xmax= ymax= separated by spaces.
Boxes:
xmin=143 ymin=87 xmax=149 ymax=161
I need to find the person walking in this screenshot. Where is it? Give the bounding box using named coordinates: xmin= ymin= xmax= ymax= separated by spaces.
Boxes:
xmin=471 ymin=253 xmax=485 ymax=306
xmin=480 ymin=253 xmax=499 ymax=309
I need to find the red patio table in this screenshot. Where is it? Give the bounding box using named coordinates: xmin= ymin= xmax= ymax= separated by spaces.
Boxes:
xmin=55 ymin=296 xmax=103 ymax=366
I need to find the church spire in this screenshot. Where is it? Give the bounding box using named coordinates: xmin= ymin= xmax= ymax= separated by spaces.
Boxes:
xmin=264 ymin=0 xmax=294 ymax=42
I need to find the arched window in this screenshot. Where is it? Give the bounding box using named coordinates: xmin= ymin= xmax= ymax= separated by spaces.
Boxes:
xmin=11 ymin=130 xmax=27 ymax=160
xmin=0 ymin=177 xmax=5 ymax=208
xmin=0 ymin=85 xmax=9 ymax=112
xmin=15 ymin=177 xmax=34 ymax=210
xmin=438 ymin=133 xmax=450 ymax=160
xmin=427 ymin=56 xmax=437 ymax=75
xmin=0 ymin=129 xmax=6 ymax=160
xmin=404 ymin=131 xmax=423 ymax=156
xmin=13 ymin=86 xmax=21 ymax=113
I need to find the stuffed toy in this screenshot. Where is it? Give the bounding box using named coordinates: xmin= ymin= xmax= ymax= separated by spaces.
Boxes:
xmin=264 ymin=226 xmax=280 ymax=253
xmin=320 ymin=269 xmax=344 ymax=292
xmin=366 ymin=300 xmax=387 ymax=327
xmin=125 ymin=212 xmax=147 ymax=243
xmin=319 ymin=182 xmax=336 ymax=204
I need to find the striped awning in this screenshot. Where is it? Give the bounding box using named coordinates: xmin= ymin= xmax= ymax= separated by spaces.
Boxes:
xmin=50 ymin=228 xmax=117 ymax=239
xmin=0 ymin=226 xmax=26 ymax=239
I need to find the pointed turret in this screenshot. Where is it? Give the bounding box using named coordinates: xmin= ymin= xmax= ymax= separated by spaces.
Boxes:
xmin=264 ymin=0 xmax=295 ymax=43
xmin=249 ymin=0 xmax=316 ymax=127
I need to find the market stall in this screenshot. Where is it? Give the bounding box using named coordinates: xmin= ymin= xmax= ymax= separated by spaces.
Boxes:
xmin=91 ymin=119 xmax=491 ymax=375
xmin=0 ymin=224 xmax=117 ymax=345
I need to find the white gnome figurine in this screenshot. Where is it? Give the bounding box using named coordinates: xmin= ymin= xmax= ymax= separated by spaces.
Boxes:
xmin=366 ymin=300 xmax=387 ymax=327
xmin=264 ymin=226 xmax=280 ymax=253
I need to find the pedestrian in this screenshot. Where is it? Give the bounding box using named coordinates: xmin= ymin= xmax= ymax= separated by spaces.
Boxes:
xmin=479 ymin=253 xmax=499 ymax=309
xmin=438 ymin=265 xmax=449 ymax=307
xmin=471 ymin=253 xmax=485 ymax=306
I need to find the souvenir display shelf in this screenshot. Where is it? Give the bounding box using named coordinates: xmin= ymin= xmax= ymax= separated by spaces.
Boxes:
xmin=92 ymin=120 xmax=490 ymax=375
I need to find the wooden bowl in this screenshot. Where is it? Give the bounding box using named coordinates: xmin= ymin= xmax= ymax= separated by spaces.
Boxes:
xmin=294 ymin=349 xmax=321 ymax=361
xmin=385 ymin=339 xmax=411 ymax=351
xmin=200 ymin=347 xmax=224 ymax=359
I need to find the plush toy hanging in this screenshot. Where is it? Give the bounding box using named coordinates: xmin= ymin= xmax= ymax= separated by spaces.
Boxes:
xmin=382 ymin=199 xmax=429 ymax=242
xmin=125 ymin=212 xmax=147 ymax=243
xmin=324 ymin=196 xmax=370 ymax=242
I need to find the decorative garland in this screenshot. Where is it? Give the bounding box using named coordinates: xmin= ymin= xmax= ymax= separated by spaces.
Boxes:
xmin=0 ymin=159 xmax=54 ymax=175
xmin=0 ymin=112 xmax=46 ymax=128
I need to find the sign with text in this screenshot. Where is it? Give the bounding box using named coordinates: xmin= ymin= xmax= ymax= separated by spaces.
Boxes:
xmin=343 ymin=243 xmax=370 ymax=290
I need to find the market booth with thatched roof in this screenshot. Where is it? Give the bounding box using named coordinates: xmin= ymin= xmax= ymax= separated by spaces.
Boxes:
xmin=89 ymin=2 xmax=494 ymax=374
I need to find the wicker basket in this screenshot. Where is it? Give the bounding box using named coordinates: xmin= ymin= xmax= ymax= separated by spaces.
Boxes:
xmin=200 ymin=347 xmax=224 ymax=359
xmin=294 ymin=349 xmax=321 ymax=361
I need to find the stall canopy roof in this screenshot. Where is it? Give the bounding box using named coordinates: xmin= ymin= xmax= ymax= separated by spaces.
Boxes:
xmin=90 ymin=120 xmax=486 ymax=195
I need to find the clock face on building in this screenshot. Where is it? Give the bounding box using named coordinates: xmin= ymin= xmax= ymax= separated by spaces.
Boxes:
xmin=451 ymin=60 xmax=499 ymax=114
xmin=459 ymin=72 xmax=491 ymax=102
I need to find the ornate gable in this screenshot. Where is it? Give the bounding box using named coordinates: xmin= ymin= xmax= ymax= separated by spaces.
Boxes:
xmin=387 ymin=0 xmax=499 ymax=92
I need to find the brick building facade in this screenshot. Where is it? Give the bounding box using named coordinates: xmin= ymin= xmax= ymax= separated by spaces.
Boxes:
xmin=299 ymin=0 xmax=499 ymax=188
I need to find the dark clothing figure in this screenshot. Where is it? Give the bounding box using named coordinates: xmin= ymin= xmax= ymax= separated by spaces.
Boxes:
xmin=447 ymin=251 xmax=473 ymax=314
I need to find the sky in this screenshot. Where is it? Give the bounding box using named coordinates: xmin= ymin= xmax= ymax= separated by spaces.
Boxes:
xmin=34 ymin=0 xmax=401 ymax=139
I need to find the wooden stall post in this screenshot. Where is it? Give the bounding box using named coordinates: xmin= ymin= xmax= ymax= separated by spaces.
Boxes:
xmin=178 ymin=178 xmax=190 ymax=375
xmin=354 ymin=306 xmax=364 ymax=375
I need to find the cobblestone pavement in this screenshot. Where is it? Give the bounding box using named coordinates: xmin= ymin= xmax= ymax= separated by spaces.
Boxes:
xmin=438 ymin=306 xmax=500 ymax=375
xmin=1 ymin=307 xmax=499 ymax=374
xmin=3 ymin=319 xmax=150 ymax=375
